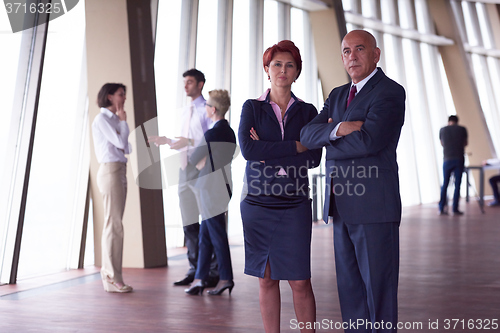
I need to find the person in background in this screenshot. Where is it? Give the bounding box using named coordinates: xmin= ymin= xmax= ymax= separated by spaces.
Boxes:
xmin=301 ymin=30 xmax=405 ymax=333
xmin=438 ymin=115 xmax=468 ymax=216
xmin=238 ymin=40 xmax=322 ymax=333
xmin=92 ymin=83 xmax=133 ymax=293
xmin=184 ymin=89 xmax=236 ymax=296
xmin=148 ymin=69 xmax=219 ymax=288
xmin=483 ymin=158 xmax=500 ymax=207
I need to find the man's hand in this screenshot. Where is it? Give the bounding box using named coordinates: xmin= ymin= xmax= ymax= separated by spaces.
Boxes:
xmin=148 ymin=136 xmax=171 ymax=147
xmin=337 ymin=121 xmax=364 ymax=137
xmin=296 ymin=141 xmax=308 ymax=153
xmin=169 ymin=136 xmax=190 ymax=150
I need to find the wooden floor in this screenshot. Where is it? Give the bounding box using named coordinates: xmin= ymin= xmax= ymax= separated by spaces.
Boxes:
xmin=1 ymin=202 xmax=500 ymax=332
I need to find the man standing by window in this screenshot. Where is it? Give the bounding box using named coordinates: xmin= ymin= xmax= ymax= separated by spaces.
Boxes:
xmin=439 ymin=115 xmax=468 ymax=216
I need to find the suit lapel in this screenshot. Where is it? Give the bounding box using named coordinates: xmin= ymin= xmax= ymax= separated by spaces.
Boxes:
xmin=336 ymin=84 xmax=350 ymax=122
xmin=342 ymin=68 xmax=385 ymax=120
xmin=262 ymin=95 xmax=300 ymax=129
xmin=350 ymin=70 xmax=384 ymax=106
xmin=283 ymin=94 xmax=300 ymax=126
xmin=262 ymin=102 xmax=280 ymax=127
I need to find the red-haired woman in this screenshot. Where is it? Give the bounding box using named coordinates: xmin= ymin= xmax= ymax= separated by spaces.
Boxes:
xmin=238 ymin=40 xmax=322 ymax=332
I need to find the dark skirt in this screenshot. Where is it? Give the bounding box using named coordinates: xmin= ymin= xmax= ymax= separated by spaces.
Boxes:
xmin=241 ymin=195 xmax=312 ymax=280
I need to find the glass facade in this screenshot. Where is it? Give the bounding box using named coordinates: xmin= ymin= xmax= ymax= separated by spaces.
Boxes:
xmin=0 ymin=5 xmax=23 ymax=283
xmin=17 ymin=2 xmax=88 ymax=279
xmin=458 ymin=1 xmax=500 ymax=154
xmin=0 ymin=0 xmax=89 ymax=283
xmin=0 ymin=0 xmax=499 ymax=282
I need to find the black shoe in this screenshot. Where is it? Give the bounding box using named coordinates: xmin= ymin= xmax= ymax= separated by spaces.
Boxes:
xmin=452 ymin=210 xmax=464 ymax=216
xmin=438 ymin=210 xmax=448 ymax=216
xmin=185 ymin=281 xmax=205 ymax=295
xmin=207 ymin=280 xmax=234 ymax=296
xmin=204 ymin=276 xmax=220 ymax=288
xmin=487 ymin=200 xmax=500 ymax=207
xmin=174 ymin=275 xmax=194 ymax=286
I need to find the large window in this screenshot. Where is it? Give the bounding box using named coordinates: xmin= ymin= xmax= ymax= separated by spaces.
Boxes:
xmin=291 ymin=7 xmax=318 ymax=108
xmin=155 ymin=1 xmax=184 ymax=248
xmin=228 ymin=0 xmax=250 ymax=240
xmin=0 ymin=11 xmax=21 ymax=181
xmin=0 ymin=0 xmax=90 ymax=283
xmin=263 ymin=0 xmax=279 ymax=97
xmin=0 ymin=5 xmax=24 ymax=282
xmin=195 ymin=0 xmax=218 ymax=93
xmin=16 ymin=1 xmax=89 ymax=279
xmin=459 ymin=1 xmax=500 ymax=155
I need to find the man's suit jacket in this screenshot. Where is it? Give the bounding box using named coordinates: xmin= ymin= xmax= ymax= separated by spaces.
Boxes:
xmin=189 ymin=119 xmax=236 ymax=220
xmin=238 ymin=93 xmax=322 ymax=198
xmin=301 ymin=68 xmax=405 ymax=224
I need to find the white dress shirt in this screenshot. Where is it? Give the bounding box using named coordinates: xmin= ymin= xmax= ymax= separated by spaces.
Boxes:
xmin=179 ymin=95 xmax=212 ymax=157
xmin=330 ymin=68 xmax=378 ymax=140
xmin=486 ymin=159 xmax=500 ymax=166
xmin=92 ymin=107 xmax=131 ymax=163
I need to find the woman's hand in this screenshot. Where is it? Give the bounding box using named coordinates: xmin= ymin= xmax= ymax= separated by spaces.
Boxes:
xmin=116 ymin=104 xmax=127 ymax=121
xmin=250 ymin=128 xmax=265 ymax=163
xmin=250 ymin=127 xmax=260 ymax=140
xmin=296 ymin=141 xmax=308 ymax=153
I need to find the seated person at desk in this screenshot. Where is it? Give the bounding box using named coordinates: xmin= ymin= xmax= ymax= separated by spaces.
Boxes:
xmin=483 ymin=158 xmax=500 ymax=207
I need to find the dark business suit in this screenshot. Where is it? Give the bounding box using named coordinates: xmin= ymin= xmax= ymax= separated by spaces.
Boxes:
xmin=189 ymin=119 xmax=236 ymax=281
xmin=301 ymin=68 xmax=405 ymax=332
xmin=239 ymin=92 xmax=322 ymax=280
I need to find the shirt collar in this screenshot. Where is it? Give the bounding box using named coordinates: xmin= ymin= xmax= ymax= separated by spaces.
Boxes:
xmin=256 ymin=89 xmax=270 ymax=101
xmin=352 ymin=67 xmax=378 ymax=93
xmin=100 ymin=107 xmax=116 ymax=119
xmin=256 ymin=88 xmax=303 ymax=103
xmin=209 ymin=119 xmax=221 ymax=129
xmin=191 ymin=95 xmax=206 ymax=108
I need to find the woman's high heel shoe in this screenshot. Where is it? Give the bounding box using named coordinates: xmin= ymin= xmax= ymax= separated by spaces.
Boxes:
xmin=185 ymin=281 xmax=205 ymax=295
xmin=207 ymin=280 xmax=234 ymax=295
xmin=103 ymin=277 xmax=133 ymax=293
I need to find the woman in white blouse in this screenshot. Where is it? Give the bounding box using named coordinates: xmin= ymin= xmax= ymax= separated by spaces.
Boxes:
xmin=92 ymin=83 xmax=133 ymax=293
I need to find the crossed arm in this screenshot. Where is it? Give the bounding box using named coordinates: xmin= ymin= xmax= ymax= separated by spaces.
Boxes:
xmin=301 ymin=86 xmax=405 ymax=160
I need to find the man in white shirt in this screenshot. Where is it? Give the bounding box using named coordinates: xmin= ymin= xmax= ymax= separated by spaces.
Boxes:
xmin=92 ymin=83 xmax=133 ymax=293
xmin=149 ymin=69 xmax=219 ymax=287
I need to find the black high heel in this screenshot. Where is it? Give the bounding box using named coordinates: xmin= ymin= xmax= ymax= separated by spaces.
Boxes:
xmin=185 ymin=281 xmax=205 ymax=295
xmin=207 ymin=280 xmax=234 ymax=295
